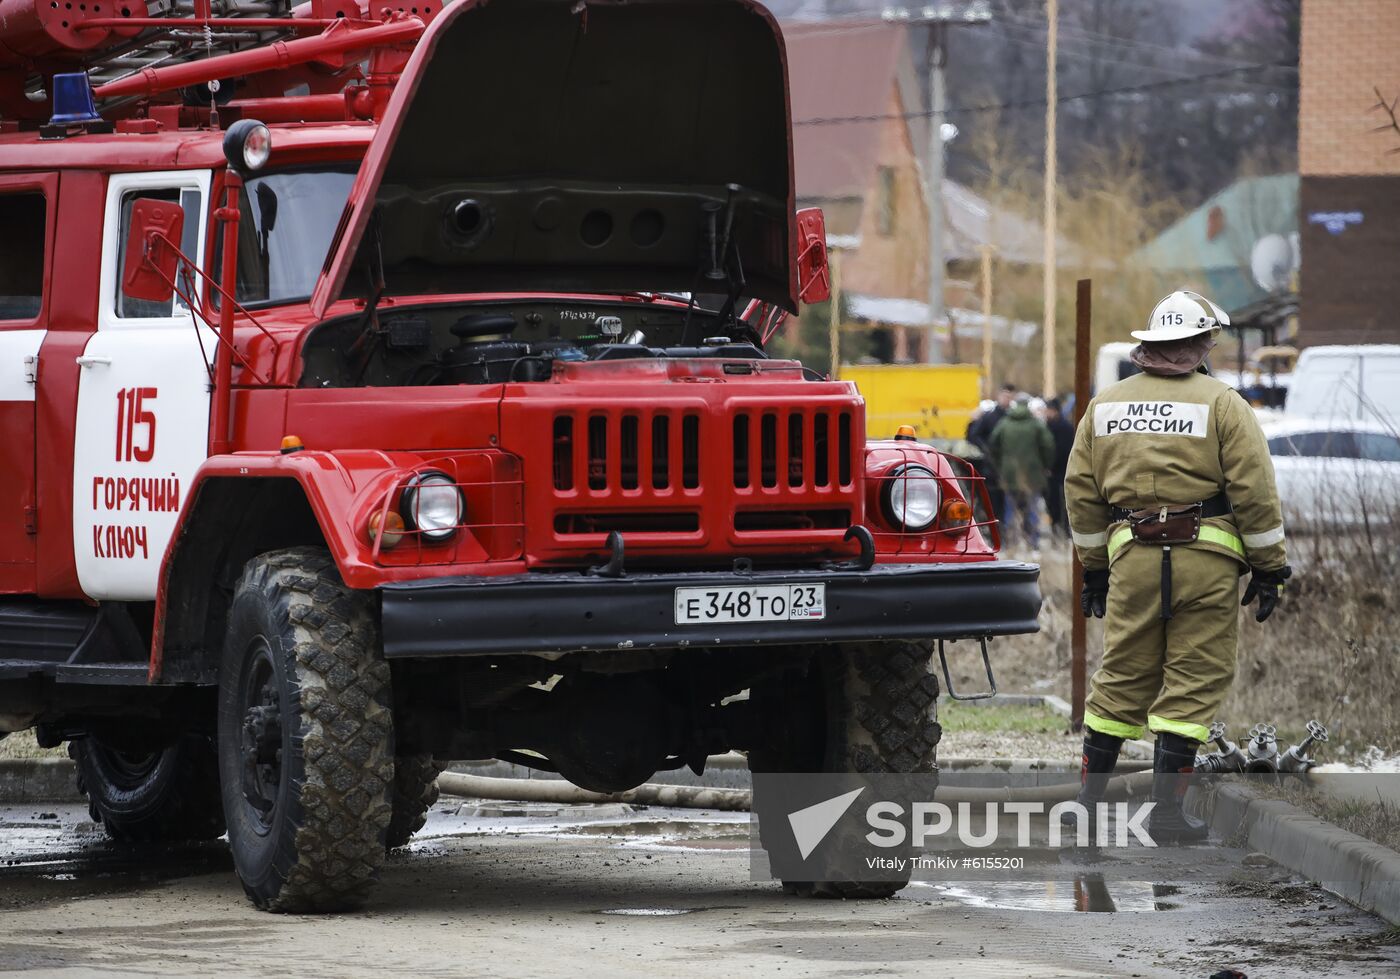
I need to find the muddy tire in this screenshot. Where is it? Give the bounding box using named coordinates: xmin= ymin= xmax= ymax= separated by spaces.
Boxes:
xmin=385 ymin=754 xmax=445 ymax=850
xmin=70 ymin=734 xmax=224 ymax=843
xmin=218 ymin=546 xmax=395 ymax=913
xmin=748 ymin=640 xmax=941 ymax=899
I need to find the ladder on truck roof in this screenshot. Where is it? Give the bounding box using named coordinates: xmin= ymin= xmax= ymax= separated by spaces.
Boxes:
xmin=0 ymin=0 xmax=432 ymax=127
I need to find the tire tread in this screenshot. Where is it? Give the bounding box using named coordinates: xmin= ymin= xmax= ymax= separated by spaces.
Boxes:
xmin=232 ymin=546 xmax=395 ymax=913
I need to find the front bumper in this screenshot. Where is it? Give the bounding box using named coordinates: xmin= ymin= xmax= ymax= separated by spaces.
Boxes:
xmin=379 ymin=560 xmax=1041 ymax=658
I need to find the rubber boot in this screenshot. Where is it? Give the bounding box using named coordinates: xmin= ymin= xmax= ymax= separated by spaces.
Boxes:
xmin=1060 ymin=730 xmax=1123 ymax=840
xmin=1149 ymin=732 xmax=1210 ymax=844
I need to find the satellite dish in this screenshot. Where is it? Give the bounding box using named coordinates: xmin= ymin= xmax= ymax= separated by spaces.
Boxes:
xmin=1250 ymin=234 xmax=1296 ymax=293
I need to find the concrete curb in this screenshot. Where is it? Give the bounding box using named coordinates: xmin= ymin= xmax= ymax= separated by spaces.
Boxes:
xmin=0 ymin=758 xmax=80 ymax=804
xmin=1191 ymin=782 xmax=1400 ymax=926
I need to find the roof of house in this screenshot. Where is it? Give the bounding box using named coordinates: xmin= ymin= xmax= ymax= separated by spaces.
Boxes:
xmin=847 ymin=294 xmax=1039 ymax=346
xmin=786 ymin=22 xmax=1070 ymax=267
xmin=1130 ymin=174 xmax=1299 ymax=310
xmin=786 ymin=22 xmax=917 ymax=202
xmin=942 ymin=180 xmax=1071 ymax=266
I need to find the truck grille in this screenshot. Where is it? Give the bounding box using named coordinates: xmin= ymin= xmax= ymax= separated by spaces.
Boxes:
xmin=731 ymin=408 xmax=853 ymax=490
xmin=551 ymin=408 xmax=853 ymax=498
xmin=552 ymin=411 xmax=701 ymax=493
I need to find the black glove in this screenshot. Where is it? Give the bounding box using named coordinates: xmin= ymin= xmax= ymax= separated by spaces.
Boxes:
xmin=1081 ymin=569 xmax=1109 ymax=619
xmin=1242 ymin=565 xmax=1291 ymax=622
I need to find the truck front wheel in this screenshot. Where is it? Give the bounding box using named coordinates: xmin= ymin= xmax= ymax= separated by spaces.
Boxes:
xmin=70 ymin=734 xmax=224 ymax=842
xmin=748 ymin=640 xmax=942 ymax=899
xmin=218 ymin=547 xmax=395 ymax=913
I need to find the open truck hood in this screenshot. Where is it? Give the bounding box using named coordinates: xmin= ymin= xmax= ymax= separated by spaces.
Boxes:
xmin=312 ymin=0 xmax=796 ymax=317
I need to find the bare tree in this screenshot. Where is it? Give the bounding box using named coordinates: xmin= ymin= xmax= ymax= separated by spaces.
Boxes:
xmin=1371 ymin=87 xmax=1400 ymax=155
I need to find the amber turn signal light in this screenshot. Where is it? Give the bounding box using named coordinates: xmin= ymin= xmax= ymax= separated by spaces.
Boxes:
xmin=940 ymin=499 xmax=973 ymax=526
xmin=369 ymin=510 xmax=406 ymax=549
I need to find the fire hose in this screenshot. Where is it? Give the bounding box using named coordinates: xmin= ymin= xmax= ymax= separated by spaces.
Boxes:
xmin=436 ymin=770 xmax=1158 ymax=812
xmin=437 ymin=721 xmax=1327 ymax=812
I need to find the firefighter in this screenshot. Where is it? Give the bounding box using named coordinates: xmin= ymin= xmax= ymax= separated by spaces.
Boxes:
xmin=1063 ymin=291 xmax=1291 ymax=843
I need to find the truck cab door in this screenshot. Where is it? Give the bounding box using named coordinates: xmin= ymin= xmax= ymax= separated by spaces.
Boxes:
xmin=0 ymin=174 xmax=56 ymax=593
xmin=72 ymin=171 xmax=213 ymax=602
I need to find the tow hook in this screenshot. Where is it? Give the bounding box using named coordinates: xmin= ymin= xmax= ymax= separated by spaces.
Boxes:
xmin=823 ymin=524 xmax=875 ymax=572
xmin=588 ymin=530 xmax=626 ymax=578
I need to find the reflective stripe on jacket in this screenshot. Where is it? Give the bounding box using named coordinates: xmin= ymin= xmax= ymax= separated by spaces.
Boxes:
xmin=1064 ymin=371 xmax=1287 ymax=572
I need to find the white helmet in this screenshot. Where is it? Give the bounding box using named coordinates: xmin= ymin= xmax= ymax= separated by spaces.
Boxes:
xmin=1133 ymin=291 xmax=1230 ymax=343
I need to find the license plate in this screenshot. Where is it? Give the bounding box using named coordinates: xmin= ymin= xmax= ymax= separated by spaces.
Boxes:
xmin=673 ymin=584 xmax=826 ymax=624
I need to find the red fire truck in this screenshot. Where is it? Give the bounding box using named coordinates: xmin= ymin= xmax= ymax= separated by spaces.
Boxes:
xmin=0 ymin=0 xmax=1040 ymax=911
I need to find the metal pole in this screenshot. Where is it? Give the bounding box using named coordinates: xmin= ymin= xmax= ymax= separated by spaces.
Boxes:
xmin=926 ymin=24 xmax=947 ymax=364
xmin=1041 ymin=0 xmax=1058 ymax=398
xmin=210 ymin=169 xmax=243 ymax=457
xmin=828 ymin=249 xmax=843 ymax=380
xmin=979 ymin=244 xmax=994 ymax=399
xmin=1071 ymin=278 xmax=1091 ymax=732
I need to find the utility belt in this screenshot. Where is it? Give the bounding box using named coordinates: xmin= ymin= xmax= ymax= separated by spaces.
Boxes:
xmin=1109 ymin=492 xmax=1232 ymax=621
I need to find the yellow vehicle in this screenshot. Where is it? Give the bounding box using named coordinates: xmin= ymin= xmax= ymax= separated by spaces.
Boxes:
xmin=840 ymin=363 xmax=984 ymax=440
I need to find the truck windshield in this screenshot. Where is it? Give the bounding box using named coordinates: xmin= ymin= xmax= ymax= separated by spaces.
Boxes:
xmin=226 ymin=166 xmax=357 ymax=306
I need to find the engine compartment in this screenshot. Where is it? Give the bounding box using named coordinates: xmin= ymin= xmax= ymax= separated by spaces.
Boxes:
xmin=299 ymin=298 xmax=785 ymax=388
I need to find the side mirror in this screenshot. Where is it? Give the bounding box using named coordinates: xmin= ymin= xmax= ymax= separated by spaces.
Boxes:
xmin=121 ymin=198 xmax=186 ymax=303
xmin=795 ymin=207 xmax=831 ymax=305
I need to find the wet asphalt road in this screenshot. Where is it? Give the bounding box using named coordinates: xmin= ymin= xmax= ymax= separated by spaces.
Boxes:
xmin=1 ymin=802 xmax=1396 ymax=978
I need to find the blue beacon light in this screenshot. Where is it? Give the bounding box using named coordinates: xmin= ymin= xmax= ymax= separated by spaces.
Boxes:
xmin=48 ymin=72 xmax=102 ymax=127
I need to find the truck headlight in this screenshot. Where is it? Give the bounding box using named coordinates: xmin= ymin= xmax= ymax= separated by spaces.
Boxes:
xmin=884 ymin=464 xmax=939 ymax=531
xmin=401 ymin=471 xmax=463 ymax=542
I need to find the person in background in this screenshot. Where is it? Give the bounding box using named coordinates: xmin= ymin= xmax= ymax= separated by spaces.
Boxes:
xmin=1043 ymin=397 xmax=1076 ymax=536
xmin=967 ymin=383 xmax=1016 ymax=525
xmin=988 ymin=393 xmax=1054 ymax=551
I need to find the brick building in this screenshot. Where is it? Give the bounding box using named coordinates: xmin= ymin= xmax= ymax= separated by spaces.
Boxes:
xmin=786 ymin=22 xmax=932 ymax=361
xmin=784 ymin=21 xmax=1047 ymax=364
xmin=1298 ymin=0 xmax=1400 ymax=345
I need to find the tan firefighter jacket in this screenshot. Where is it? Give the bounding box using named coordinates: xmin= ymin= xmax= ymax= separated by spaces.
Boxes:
xmin=1065 ymin=370 xmax=1287 ymax=573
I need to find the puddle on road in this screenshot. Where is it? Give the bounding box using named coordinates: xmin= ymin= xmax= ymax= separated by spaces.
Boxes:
xmin=911 ymin=878 xmax=1183 ymax=913
xmin=1 ymin=804 xmax=233 ymax=899
xmin=591 ymin=904 xmax=739 ymax=917
xmin=418 ymin=802 xmax=751 ymax=853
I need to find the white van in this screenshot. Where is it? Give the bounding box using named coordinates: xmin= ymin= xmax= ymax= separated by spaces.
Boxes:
xmin=1095 ymin=342 xmax=1139 ymax=393
xmin=1286 ymin=345 xmax=1400 ymax=427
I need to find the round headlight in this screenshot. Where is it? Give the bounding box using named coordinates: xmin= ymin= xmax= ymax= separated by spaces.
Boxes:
xmin=401 ymin=471 xmax=463 ymax=542
xmin=885 ymin=464 xmax=940 ymax=531
xmin=223 ymin=119 xmax=271 ymax=173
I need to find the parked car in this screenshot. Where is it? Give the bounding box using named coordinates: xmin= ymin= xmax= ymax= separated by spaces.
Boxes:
xmin=1264 ymin=418 xmax=1400 ymax=528
xmin=1286 ymin=345 xmax=1400 ymax=428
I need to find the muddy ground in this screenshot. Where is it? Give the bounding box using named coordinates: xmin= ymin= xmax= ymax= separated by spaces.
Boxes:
xmin=1 ymin=802 xmax=1395 ymax=978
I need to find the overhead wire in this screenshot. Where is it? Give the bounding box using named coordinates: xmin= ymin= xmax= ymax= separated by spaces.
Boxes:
xmin=781 ymin=7 xmax=1298 ymax=80
xmin=995 ymin=8 xmax=1298 ymax=73
xmin=988 ymin=17 xmax=1296 ymax=92
xmin=794 ymin=60 xmax=1293 ymax=127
